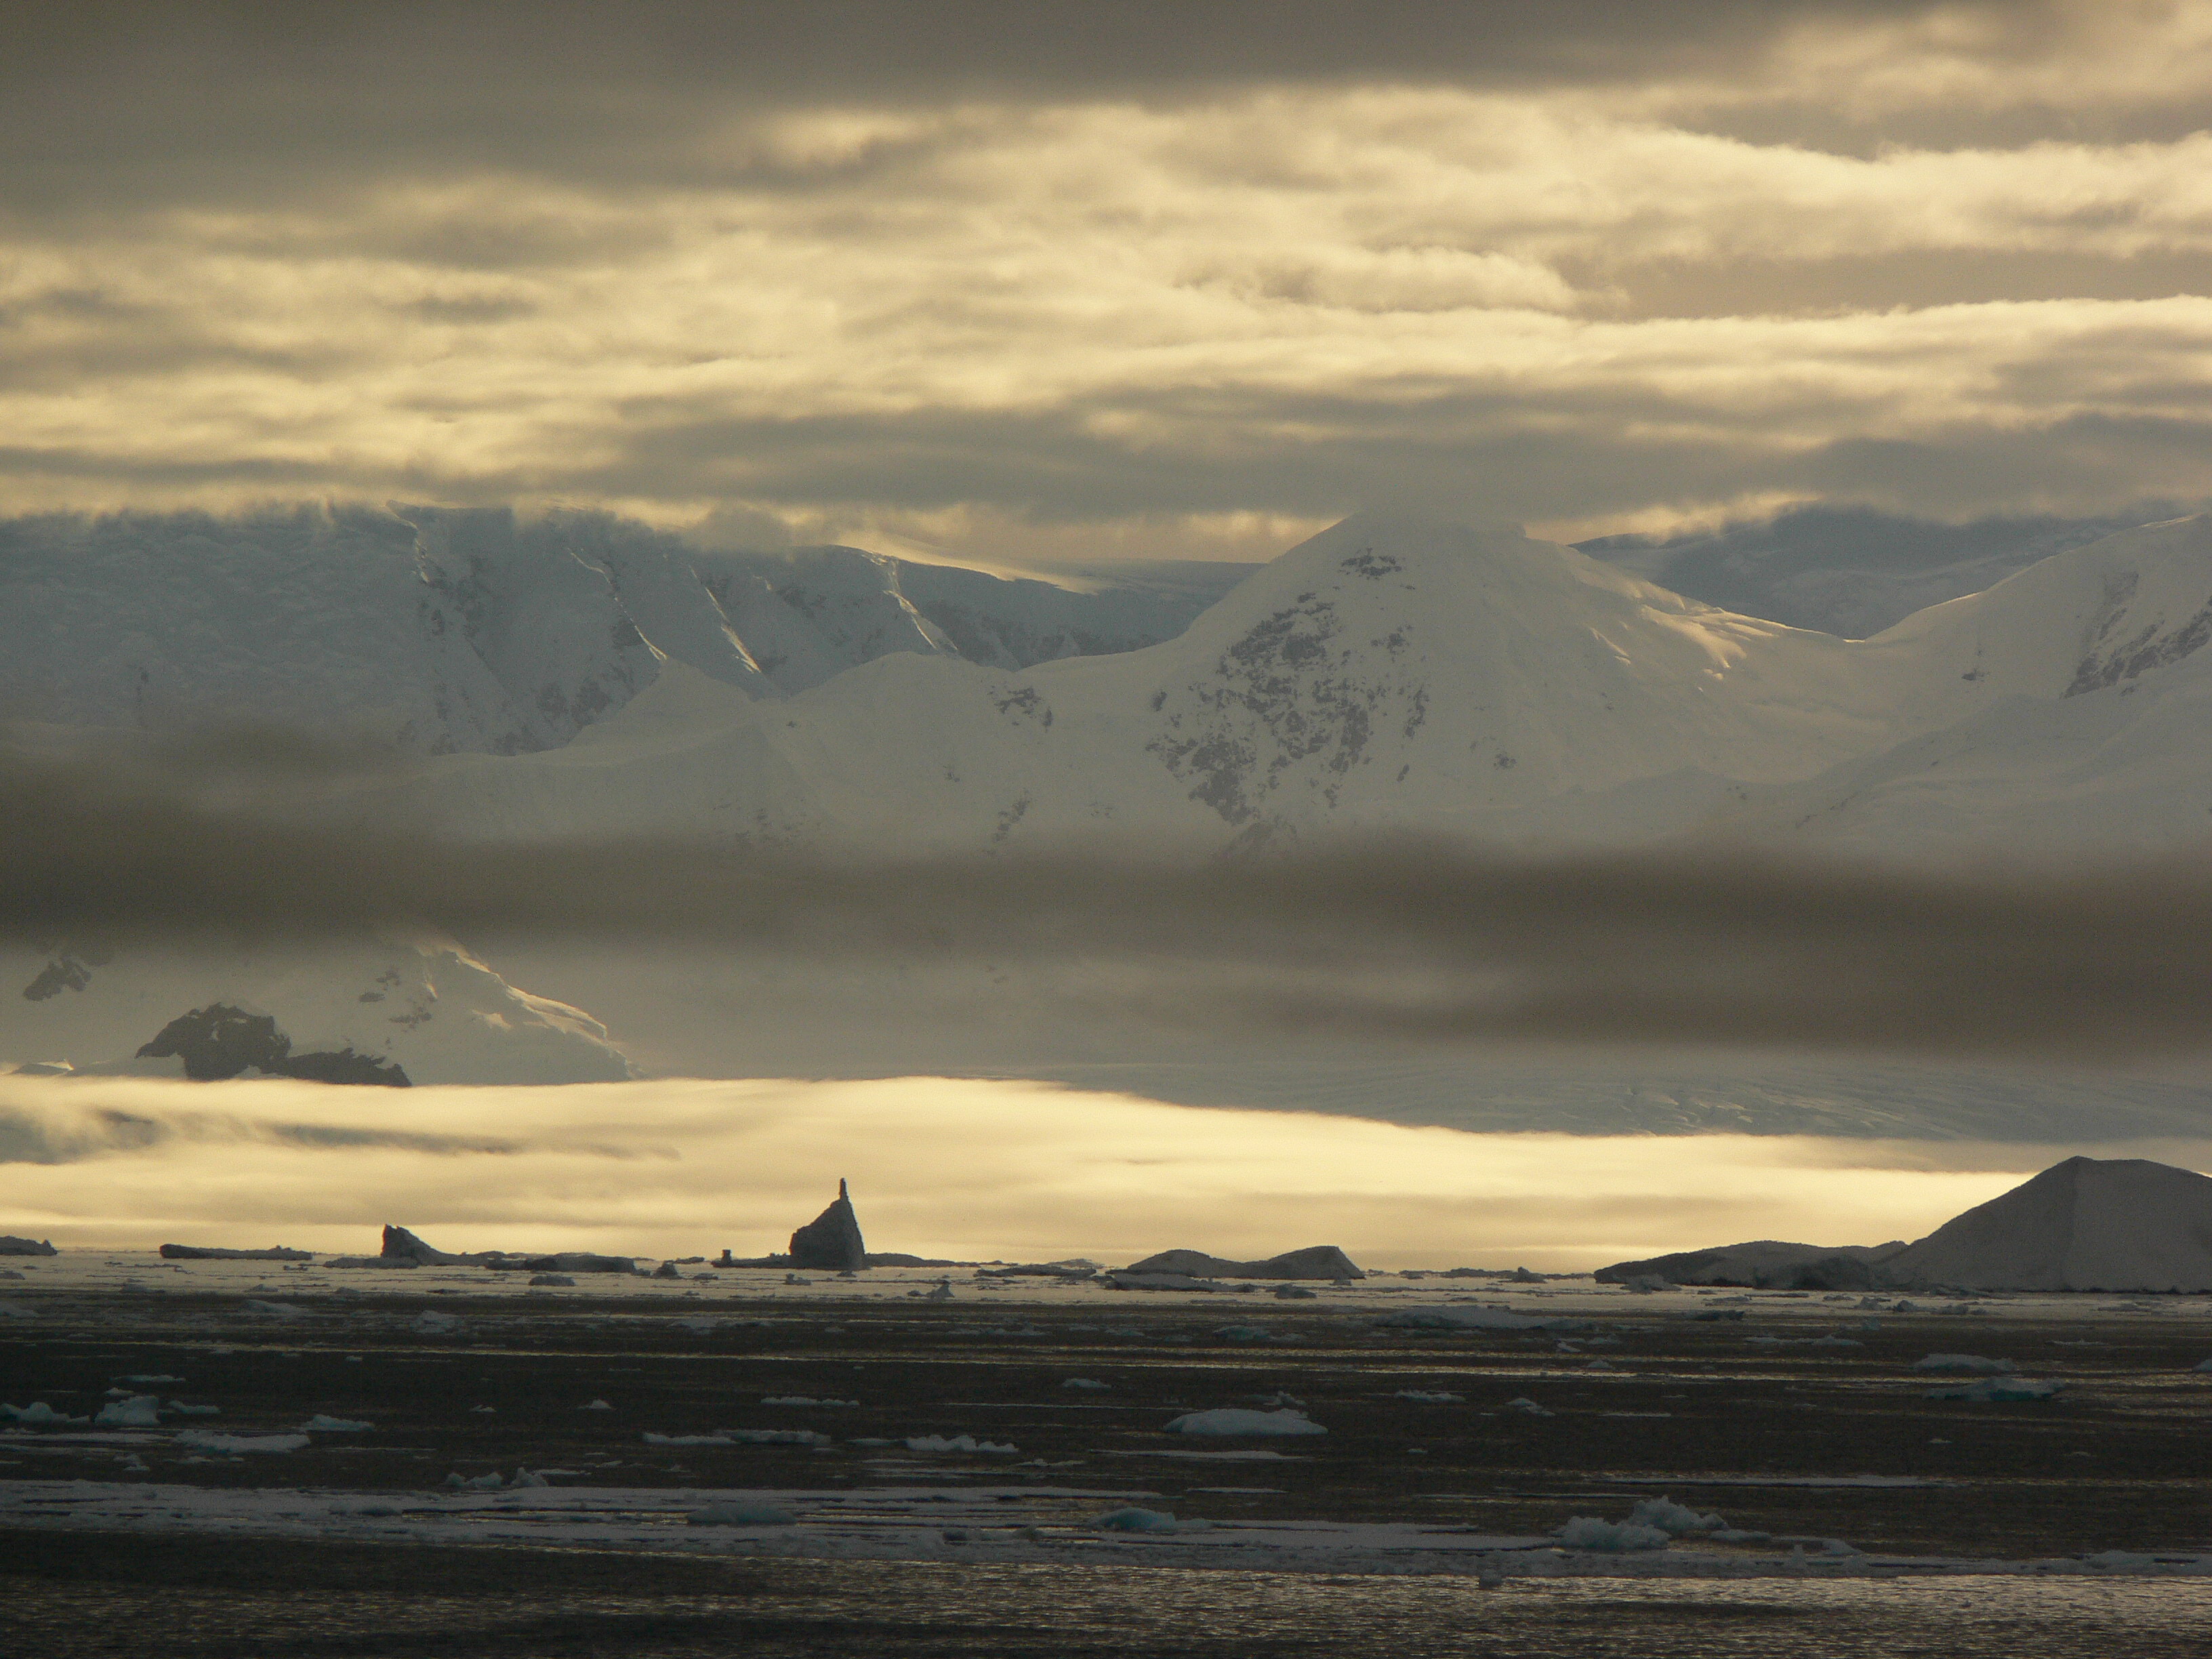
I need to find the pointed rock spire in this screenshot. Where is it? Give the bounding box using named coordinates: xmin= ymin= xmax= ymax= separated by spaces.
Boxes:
xmin=788 ymin=1179 xmax=867 ymax=1271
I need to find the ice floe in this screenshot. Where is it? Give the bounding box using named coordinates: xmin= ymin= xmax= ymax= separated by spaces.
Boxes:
xmin=1164 ymin=1408 xmax=1326 ymax=1437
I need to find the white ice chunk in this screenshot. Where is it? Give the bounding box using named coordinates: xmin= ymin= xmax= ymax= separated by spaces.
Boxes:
xmin=1624 ymin=1496 xmax=1725 ymax=1534
xmin=904 ymin=1434 xmax=1018 ymax=1453
xmin=302 ymin=1415 xmax=373 ymax=1432
xmin=689 ymin=1501 xmax=797 ymax=1526
xmin=1164 ymin=1408 xmax=1326 ymax=1437
xmin=1095 ymin=1507 xmax=1181 ymax=1532
xmin=1554 ymin=1516 xmax=1671 ymax=1551
xmin=176 ymin=1431 xmax=310 ymax=1453
xmin=1923 ymin=1376 xmax=2063 ymax=1401
xmin=1 ymin=1401 xmax=87 ymax=1425
xmin=94 ymin=1395 xmax=163 ymax=1427
xmin=1912 ymin=1353 xmax=2017 ymax=1374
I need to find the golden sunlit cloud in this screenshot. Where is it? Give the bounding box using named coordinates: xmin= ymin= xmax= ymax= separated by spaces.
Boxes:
xmin=7 ymin=1073 xmax=2187 ymax=1269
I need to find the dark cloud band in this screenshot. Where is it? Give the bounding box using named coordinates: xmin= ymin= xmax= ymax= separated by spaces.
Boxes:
xmin=7 ymin=739 xmax=2211 ymax=1063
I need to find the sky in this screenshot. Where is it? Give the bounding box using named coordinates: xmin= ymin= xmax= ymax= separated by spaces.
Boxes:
xmin=7 ymin=2 xmax=2212 ymax=565
xmin=8 ymin=1072 xmax=2185 ymax=1265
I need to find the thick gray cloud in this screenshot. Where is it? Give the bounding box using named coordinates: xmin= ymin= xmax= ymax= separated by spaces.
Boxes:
xmin=4 ymin=1 xmax=2211 ymax=552
xmin=1 ymin=3 xmax=2044 ymax=210
xmin=7 ymin=739 xmax=2212 ymax=1063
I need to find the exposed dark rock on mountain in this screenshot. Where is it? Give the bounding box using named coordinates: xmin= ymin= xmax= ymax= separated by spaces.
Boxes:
xmin=788 ymin=1179 xmax=867 ymax=1271
xmin=137 ymin=1004 xmax=410 ymax=1086
xmin=1123 ymin=1245 xmax=1364 ymax=1280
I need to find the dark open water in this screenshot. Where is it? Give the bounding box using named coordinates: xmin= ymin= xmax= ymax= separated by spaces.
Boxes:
xmin=7 ymin=1555 xmax=2212 ymax=1658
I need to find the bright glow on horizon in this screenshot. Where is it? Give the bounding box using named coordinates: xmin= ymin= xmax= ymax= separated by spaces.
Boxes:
xmin=5 ymin=1073 xmax=2200 ymax=1269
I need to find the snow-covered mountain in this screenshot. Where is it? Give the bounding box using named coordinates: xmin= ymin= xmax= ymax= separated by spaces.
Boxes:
xmin=1 ymin=934 xmax=630 ymax=1085
xmin=15 ymin=501 xmax=2212 ymax=1084
xmin=0 ymin=506 xmax=1227 ymax=752
xmin=371 ymin=510 xmax=2212 ymax=857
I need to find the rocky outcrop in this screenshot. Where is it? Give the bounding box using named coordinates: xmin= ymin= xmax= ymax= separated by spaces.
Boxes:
xmin=137 ymin=1004 xmax=410 ymax=1086
xmin=1122 ymin=1246 xmax=1364 ymax=1281
xmin=0 ymin=1235 xmax=58 ymax=1256
xmin=788 ymin=1179 xmax=867 ymax=1271
xmin=373 ymin=1225 xmax=636 ymax=1273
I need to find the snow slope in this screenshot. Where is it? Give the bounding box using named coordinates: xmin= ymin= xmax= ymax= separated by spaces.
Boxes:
xmin=0 ymin=935 xmax=631 ymax=1085
xmin=1880 ymin=1156 xmax=2212 ymax=1292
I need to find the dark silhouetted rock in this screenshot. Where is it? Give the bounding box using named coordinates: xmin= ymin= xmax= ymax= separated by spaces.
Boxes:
xmin=159 ymin=1244 xmax=312 ymax=1261
xmin=514 ymin=1252 xmax=640 ymax=1274
xmin=0 ymin=1235 xmax=58 ymax=1256
xmin=382 ymin=1225 xmax=459 ymax=1265
xmin=788 ymin=1179 xmax=867 ymax=1271
xmin=1595 ymin=1239 xmax=1907 ymax=1288
xmin=1123 ymin=1245 xmax=1364 ymax=1281
xmin=137 ymin=1004 xmax=409 ymax=1086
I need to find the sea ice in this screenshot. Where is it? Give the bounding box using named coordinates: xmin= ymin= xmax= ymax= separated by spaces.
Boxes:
xmin=239 ymin=1300 xmax=309 ymax=1319
xmin=1163 ymin=1408 xmax=1326 ymax=1437
xmin=580 ymin=1399 xmax=613 ymax=1410
xmin=93 ymin=1395 xmax=163 ymax=1427
xmin=167 ymin=1402 xmax=221 ymax=1416
xmin=1913 ymin=1353 xmax=2018 ymax=1374
xmin=641 ymin=1433 xmax=734 ymax=1446
xmin=689 ymin=1501 xmax=797 ymax=1526
xmin=1502 ymin=1397 xmax=1554 ymax=1416
xmin=177 ymin=1431 xmax=310 ymax=1453
xmin=411 ymin=1310 xmax=459 ymax=1334
xmin=1394 ymin=1390 xmax=1465 ymax=1404
xmin=761 ymin=1396 xmax=857 ymax=1407
xmin=1554 ymin=1517 xmax=1671 ymax=1551
xmin=904 ymin=1434 xmax=1017 ymax=1453
xmin=1062 ymin=1378 xmax=1111 ymax=1391
xmin=529 ymin=1274 xmax=575 ymax=1287
xmin=1923 ymin=1376 xmax=2064 ymax=1401
xmin=1625 ymin=1497 xmax=1725 ymax=1534
xmin=302 ymin=1415 xmax=372 ymax=1431
xmin=1095 ymin=1507 xmax=1181 ymax=1532
xmin=1 ymin=1402 xmax=87 ymax=1425
xmin=1374 ymin=1306 xmax=1587 ymax=1332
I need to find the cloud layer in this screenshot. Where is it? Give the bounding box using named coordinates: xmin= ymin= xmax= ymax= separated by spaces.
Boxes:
xmin=3 ymin=3 xmax=2210 ymax=550
xmin=10 ymin=740 xmax=2212 ymax=1063
xmin=1 ymin=1071 xmax=2160 ymax=1267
